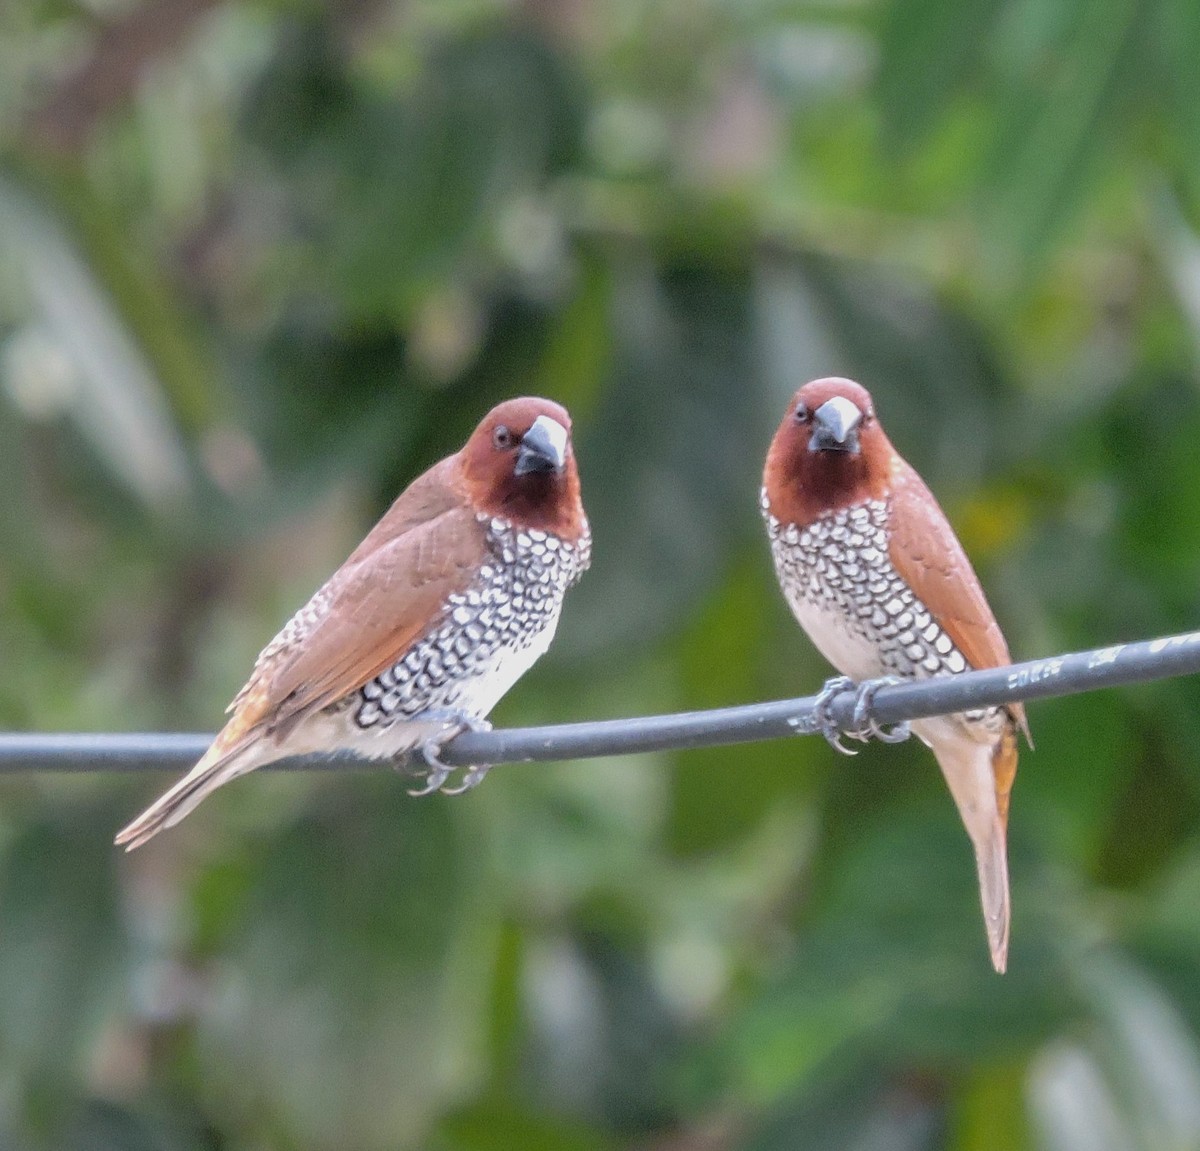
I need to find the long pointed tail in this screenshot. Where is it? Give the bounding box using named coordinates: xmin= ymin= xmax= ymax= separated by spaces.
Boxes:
xmin=926 ymin=721 xmax=1018 ymax=974
xmin=968 ymin=805 xmax=1011 ymax=975
xmin=114 ymin=738 xmax=262 ymax=851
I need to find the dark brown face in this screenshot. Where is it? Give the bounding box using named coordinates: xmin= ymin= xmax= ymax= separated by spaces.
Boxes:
xmin=763 ymin=377 xmax=893 ymax=527
xmin=461 ymin=397 xmax=586 ymax=539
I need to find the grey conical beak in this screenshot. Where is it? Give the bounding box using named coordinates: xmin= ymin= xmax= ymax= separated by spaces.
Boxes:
xmin=515 ymin=415 xmax=568 ymax=476
xmin=809 ymin=396 xmax=863 ymax=454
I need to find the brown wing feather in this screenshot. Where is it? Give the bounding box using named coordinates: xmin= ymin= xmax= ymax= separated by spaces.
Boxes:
xmin=339 ymin=457 xmax=467 ymax=566
xmin=225 ymin=460 xmax=465 ymax=718
xmin=223 ymin=472 xmax=487 ymax=751
xmin=887 ymin=460 xmax=1029 ymax=741
xmin=267 ymin=507 xmax=486 ymax=733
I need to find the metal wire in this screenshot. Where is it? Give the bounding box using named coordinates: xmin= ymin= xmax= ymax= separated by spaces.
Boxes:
xmin=2 ymin=629 xmax=1199 ymax=773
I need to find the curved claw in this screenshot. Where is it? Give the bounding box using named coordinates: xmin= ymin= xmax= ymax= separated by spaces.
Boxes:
xmin=827 ymin=733 xmax=861 ymax=756
xmin=809 ymin=676 xmax=861 ymax=756
xmin=874 ymin=720 xmax=911 ymax=744
xmin=849 ymin=677 xmax=911 ymax=744
xmin=407 ymin=762 xmax=451 ymax=797
xmin=439 ymin=764 xmax=492 ymax=796
xmin=406 ymin=710 xmax=494 ymax=796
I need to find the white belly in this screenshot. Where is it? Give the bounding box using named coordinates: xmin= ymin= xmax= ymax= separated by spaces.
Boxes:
xmin=783 ymin=586 xmax=888 ymax=683
xmin=456 ymin=609 xmax=559 ymax=719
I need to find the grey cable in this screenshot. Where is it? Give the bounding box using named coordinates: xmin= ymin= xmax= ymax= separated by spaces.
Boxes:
xmin=0 ymin=630 xmax=1196 ymax=773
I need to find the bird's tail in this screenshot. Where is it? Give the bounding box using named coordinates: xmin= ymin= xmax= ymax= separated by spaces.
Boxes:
xmin=114 ymin=736 xmax=262 ymax=852
xmin=928 ymin=722 xmax=1018 ymax=974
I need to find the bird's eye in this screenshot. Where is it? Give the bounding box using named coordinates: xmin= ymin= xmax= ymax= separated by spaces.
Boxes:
xmin=795 ymin=404 xmax=810 ymax=423
xmin=492 ymin=425 xmax=514 ymax=449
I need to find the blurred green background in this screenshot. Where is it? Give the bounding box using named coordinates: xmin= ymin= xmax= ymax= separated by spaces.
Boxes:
xmin=2 ymin=0 xmax=1200 ymax=1147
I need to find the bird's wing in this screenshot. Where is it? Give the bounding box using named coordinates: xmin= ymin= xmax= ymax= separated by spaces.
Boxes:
xmin=217 ymin=496 xmax=488 ymax=755
xmin=886 ymin=460 xmax=1029 ymax=740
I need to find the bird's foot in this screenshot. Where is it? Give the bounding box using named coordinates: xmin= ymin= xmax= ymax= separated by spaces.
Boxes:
xmin=803 ymin=675 xmax=911 ymax=754
xmin=848 ymin=677 xmax=911 ymax=744
xmin=404 ymin=711 xmax=494 ymax=797
xmin=807 ymin=676 xmax=861 ymax=756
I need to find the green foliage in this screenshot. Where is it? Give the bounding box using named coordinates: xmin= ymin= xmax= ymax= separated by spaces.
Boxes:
xmin=1 ymin=0 xmax=1200 ymax=1148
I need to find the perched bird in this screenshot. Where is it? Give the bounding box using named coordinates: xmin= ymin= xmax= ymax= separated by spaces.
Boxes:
xmin=116 ymin=397 xmax=590 ymax=851
xmin=761 ymin=377 xmax=1029 ymax=972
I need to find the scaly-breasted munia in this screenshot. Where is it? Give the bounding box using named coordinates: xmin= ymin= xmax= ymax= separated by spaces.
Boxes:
xmin=117 ymin=397 xmax=590 ymax=851
xmin=761 ymin=377 xmax=1029 ymax=972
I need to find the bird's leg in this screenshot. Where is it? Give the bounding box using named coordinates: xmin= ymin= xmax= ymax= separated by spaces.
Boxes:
xmin=405 ymin=710 xmax=494 ymax=797
xmin=848 ymin=677 xmax=911 ymax=744
xmin=805 ymin=676 xmax=861 ymax=756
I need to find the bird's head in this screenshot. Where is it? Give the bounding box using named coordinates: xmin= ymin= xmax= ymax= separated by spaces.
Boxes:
xmin=763 ymin=377 xmax=894 ymax=526
xmin=460 ymin=397 xmax=587 ymax=538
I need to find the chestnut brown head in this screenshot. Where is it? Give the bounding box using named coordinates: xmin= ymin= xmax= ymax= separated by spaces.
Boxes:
xmin=459 ymin=397 xmax=587 ymax=539
xmin=763 ymin=377 xmax=896 ymax=527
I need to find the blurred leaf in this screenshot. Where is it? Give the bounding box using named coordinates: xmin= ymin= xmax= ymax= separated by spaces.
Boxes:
xmin=566 ymin=256 xmax=772 ymax=652
xmin=1027 ymin=1039 xmax=1136 ymax=1151
xmin=876 ymin=0 xmax=1006 ymax=157
xmin=440 ymin=1099 xmax=616 ymax=1151
xmin=667 ymin=557 xmax=823 ymax=855
xmin=1127 ymin=846 xmax=1200 ymax=1039
xmin=62 ymin=1100 xmax=216 ymax=1151
xmin=714 ymin=803 xmax=1079 ymax=1106
xmin=956 ymin=1062 xmax=1031 ymax=1151
xmin=1018 ymin=691 xmax=1133 ymax=867
xmin=1080 ymin=954 xmax=1200 ymax=1149
xmin=0 ymin=175 xmax=193 ymax=510
xmin=1092 ymin=716 xmax=1200 ymax=889
xmin=247 ymin=20 xmax=584 ymax=323
xmin=0 ymin=806 xmax=129 ymax=1126
xmin=194 ymin=780 xmax=484 ymax=1149
xmin=1105 ymin=376 xmax=1200 ymax=600
xmin=1155 ymin=0 xmax=1200 ymax=184
xmin=980 ymin=0 xmax=1142 ymax=279
xmin=483 ymin=917 xmax=524 ymax=1094
xmin=519 ymin=930 xmax=683 ymax=1136
xmin=740 ymin=1058 xmax=943 ymax=1151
